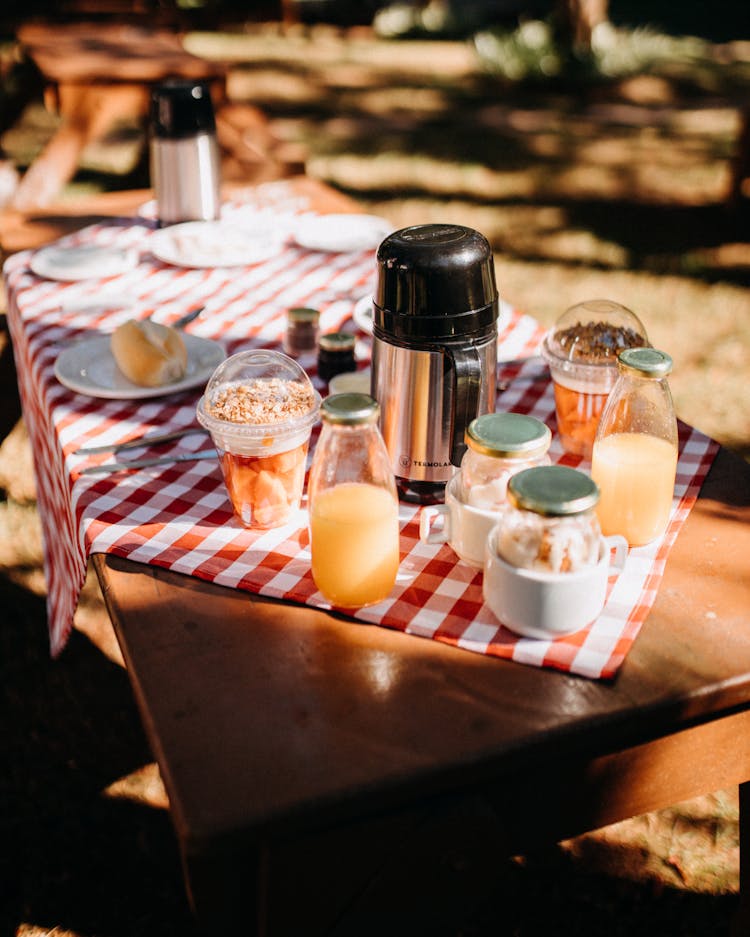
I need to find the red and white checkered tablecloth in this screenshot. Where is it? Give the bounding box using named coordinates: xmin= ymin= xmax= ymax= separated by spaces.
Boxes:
xmin=3 ymin=185 xmax=719 ymax=679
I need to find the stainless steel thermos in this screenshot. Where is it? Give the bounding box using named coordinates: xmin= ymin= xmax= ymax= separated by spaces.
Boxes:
xmin=371 ymin=223 xmax=500 ymax=504
xmin=149 ymin=78 xmax=221 ymax=226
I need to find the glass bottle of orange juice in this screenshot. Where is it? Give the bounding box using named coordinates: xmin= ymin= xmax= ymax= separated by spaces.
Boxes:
xmin=308 ymin=393 xmax=400 ymax=607
xmin=591 ymin=348 xmax=678 ymax=547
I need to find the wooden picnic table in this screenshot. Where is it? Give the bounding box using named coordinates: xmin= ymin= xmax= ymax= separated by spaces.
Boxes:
xmin=9 ymin=21 xmax=302 ymax=212
xmin=4 ymin=180 xmax=750 ymax=935
xmin=94 ymin=443 xmax=750 ymax=936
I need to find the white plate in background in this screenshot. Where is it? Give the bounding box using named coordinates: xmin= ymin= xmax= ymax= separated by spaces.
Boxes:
xmin=149 ymin=220 xmax=285 ymax=268
xmin=327 ymin=368 xmax=372 ymax=395
xmin=30 ymin=244 xmax=139 ymax=281
xmin=291 ymin=214 xmax=393 ymax=253
xmin=55 ymin=334 xmax=225 ymax=400
xmin=352 ymin=295 xmax=375 ymax=334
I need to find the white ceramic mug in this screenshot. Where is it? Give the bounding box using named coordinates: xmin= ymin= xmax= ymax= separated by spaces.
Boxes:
xmin=483 ymin=529 xmax=628 ymax=638
xmin=419 ymin=475 xmax=502 ymax=568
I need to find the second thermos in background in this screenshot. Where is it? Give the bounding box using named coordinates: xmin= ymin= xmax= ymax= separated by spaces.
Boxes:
xmin=150 ymin=78 xmax=221 ymax=226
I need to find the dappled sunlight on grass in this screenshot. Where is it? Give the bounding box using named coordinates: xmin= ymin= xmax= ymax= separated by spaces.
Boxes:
xmin=561 ymin=790 xmax=739 ymax=894
xmin=102 ymin=763 xmax=170 ymax=810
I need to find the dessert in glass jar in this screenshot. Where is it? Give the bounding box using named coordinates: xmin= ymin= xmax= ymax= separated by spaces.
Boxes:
xmin=483 ymin=465 xmax=628 ymax=638
xmin=459 ymin=412 xmax=551 ymax=510
xmin=419 ymin=412 xmax=552 ymax=568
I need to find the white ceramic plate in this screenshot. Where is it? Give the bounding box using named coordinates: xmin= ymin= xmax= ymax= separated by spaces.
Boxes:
xmin=55 ymin=334 xmax=225 ymax=400
xmin=352 ymin=295 xmax=374 ymax=334
xmin=149 ymin=220 xmax=285 ymax=268
xmin=30 ymin=244 xmax=139 ymax=281
xmin=291 ymin=214 xmax=393 ymax=253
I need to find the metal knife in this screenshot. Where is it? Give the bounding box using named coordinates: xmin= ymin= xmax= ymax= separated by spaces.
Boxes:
xmin=76 ymin=426 xmax=209 ymax=455
xmin=79 ymin=449 xmax=217 ymax=475
xmin=172 ymin=305 xmax=204 ymax=329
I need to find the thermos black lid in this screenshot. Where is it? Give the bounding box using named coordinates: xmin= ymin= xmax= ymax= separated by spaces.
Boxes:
xmin=374 ymin=224 xmax=499 ymax=340
xmin=150 ymin=79 xmax=216 ymax=140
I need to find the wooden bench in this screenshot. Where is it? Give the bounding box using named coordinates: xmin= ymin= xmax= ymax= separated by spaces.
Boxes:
xmin=10 ymin=21 xmax=304 ymax=210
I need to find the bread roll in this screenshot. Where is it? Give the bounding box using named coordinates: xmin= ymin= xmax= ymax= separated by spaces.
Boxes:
xmin=111 ymin=319 xmax=188 ymax=388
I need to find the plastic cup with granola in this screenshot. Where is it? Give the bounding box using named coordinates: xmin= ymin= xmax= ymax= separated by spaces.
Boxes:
xmin=541 ymin=299 xmax=649 ymax=459
xmin=197 ymin=350 xmax=321 ymax=528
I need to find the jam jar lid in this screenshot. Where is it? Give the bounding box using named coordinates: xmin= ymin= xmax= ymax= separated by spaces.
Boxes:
xmin=288 ymin=306 xmax=320 ymax=323
xmin=618 ymin=347 xmax=673 ymax=378
xmin=319 ymin=332 xmax=357 ymax=352
xmin=507 ymin=465 xmax=599 ymax=516
xmin=321 ymin=392 xmax=379 ymax=425
xmin=542 ymin=299 xmax=649 ymax=368
xmin=465 ymin=412 xmax=551 ymax=459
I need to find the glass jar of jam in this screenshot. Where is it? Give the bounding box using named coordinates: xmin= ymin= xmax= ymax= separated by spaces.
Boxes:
xmin=317 ymin=332 xmax=357 ymax=383
xmin=459 ymin=412 xmax=551 ymax=510
xmin=283 ymin=306 xmax=320 ymax=358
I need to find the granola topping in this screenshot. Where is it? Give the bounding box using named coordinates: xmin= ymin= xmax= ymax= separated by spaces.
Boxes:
xmin=207 ymin=378 xmax=314 ymax=424
xmin=555 ymin=320 xmax=647 ymax=363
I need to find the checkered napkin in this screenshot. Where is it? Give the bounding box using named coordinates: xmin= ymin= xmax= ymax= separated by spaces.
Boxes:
xmin=3 ymin=197 xmax=718 ymax=678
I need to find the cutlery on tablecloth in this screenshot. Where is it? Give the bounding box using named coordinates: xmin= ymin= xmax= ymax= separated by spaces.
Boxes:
xmin=172 ymin=305 xmax=204 ymax=329
xmin=79 ymin=449 xmax=217 ymax=475
xmin=75 ymin=426 xmax=210 ymax=455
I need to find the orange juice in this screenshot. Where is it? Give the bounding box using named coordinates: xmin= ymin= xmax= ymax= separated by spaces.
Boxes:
xmin=591 ymin=432 xmax=678 ymax=546
xmin=311 ymin=482 xmax=399 ymax=607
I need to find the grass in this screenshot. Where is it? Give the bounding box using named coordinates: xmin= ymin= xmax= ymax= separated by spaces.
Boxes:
xmin=1 ymin=15 xmax=749 ymax=936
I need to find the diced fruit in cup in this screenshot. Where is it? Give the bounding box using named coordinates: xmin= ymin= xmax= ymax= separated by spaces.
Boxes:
xmin=220 ymin=441 xmax=309 ymax=528
xmin=552 ymin=381 xmax=609 ymax=458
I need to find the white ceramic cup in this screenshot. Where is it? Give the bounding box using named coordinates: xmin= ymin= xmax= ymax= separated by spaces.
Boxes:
xmin=483 ymin=529 xmax=628 ymax=638
xmin=419 ymin=475 xmax=502 ymax=568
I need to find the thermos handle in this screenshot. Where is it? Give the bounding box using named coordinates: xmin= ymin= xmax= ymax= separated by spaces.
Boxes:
xmin=448 ymin=344 xmax=482 ymax=466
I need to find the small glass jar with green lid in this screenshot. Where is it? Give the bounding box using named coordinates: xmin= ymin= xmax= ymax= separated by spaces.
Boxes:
xmin=494 ymin=464 xmax=602 ymax=573
xmin=459 ymin=412 xmax=551 ymax=510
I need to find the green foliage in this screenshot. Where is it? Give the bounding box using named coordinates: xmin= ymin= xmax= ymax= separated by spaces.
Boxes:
xmin=473 ymin=18 xmax=711 ymax=84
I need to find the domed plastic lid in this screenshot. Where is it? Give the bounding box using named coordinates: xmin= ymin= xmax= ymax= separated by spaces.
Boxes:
xmin=196 ymin=350 xmax=320 ymax=455
xmin=373 ymin=224 xmax=499 ymax=340
xmin=542 ymin=299 xmax=648 ymax=367
xmin=508 ymin=465 xmax=599 ymax=516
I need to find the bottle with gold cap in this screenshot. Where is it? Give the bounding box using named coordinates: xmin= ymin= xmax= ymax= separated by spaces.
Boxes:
xmin=591 ymin=347 xmax=678 ymax=546
xmin=308 ymin=393 xmax=399 ymax=607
